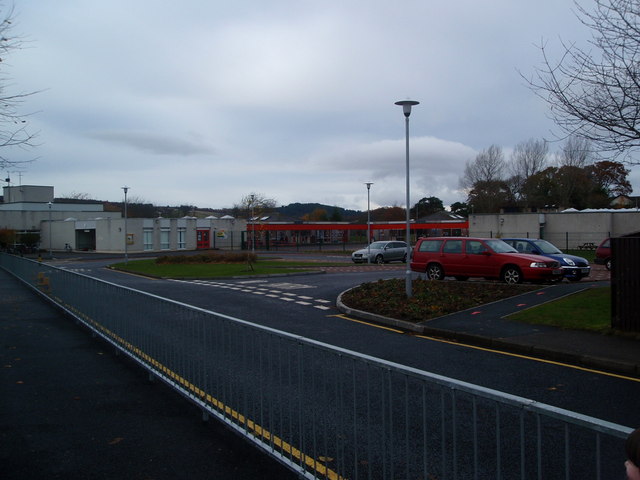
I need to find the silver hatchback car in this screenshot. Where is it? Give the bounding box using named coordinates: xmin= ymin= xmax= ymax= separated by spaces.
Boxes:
xmin=351 ymin=241 xmax=408 ymax=264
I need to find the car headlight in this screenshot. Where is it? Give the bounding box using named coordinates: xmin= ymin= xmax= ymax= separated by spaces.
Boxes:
xmin=562 ymin=258 xmax=576 ymax=266
xmin=529 ymin=262 xmax=548 ymax=268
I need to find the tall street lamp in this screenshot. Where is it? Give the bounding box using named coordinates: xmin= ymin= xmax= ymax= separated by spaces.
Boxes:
xmin=395 ymin=99 xmax=419 ymax=298
xmin=249 ymin=194 xmax=255 ymax=254
xmin=48 ymin=201 xmax=52 ymax=259
xmin=365 ymin=182 xmax=373 ymax=264
xmin=122 ymin=186 xmax=129 ymax=264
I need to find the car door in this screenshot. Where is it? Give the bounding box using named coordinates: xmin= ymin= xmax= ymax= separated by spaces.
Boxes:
xmin=464 ymin=239 xmax=495 ymax=276
xmin=388 ymin=242 xmax=405 ymax=261
xmin=440 ymin=239 xmax=464 ymax=275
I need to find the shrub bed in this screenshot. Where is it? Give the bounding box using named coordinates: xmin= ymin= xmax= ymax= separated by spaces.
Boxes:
xmin=341 ymin=278 xmax=538 ymax=323
xmin=156 ymin=253 xmax=257 ymax=264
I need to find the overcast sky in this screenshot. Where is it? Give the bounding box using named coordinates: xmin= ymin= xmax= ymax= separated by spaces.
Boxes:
xmin=6 ymin=0 xmax=639 ymax=211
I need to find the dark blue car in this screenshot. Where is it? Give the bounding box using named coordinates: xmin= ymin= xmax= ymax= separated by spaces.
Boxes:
xmin=502 ymin=238 xmax=591 ymax=282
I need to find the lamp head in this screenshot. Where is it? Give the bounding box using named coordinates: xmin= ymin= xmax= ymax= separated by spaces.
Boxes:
xmin=395 ymin=100 xmax=419 ymax=117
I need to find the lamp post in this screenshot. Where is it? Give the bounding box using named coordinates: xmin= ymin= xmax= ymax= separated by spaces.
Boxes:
xmin=48 ymin=201 xmax=52 ymax=259
xmin=395 ymin=99 xmax=419 ymax=298
xmin=122 ymin=186 xmax=129 ymax=264
xmin=249 ymin=194 xmax=255 ymax=254
xmin=365 ymin=182 xmax=373 ymax=264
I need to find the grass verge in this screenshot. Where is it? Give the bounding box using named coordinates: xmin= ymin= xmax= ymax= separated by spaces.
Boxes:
xmin=507 ymin=286 xmax=611 ymax=332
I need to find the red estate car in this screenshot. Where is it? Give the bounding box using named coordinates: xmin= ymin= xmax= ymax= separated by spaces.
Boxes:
xmin=410 ymin=237 xmax=564 ymax=284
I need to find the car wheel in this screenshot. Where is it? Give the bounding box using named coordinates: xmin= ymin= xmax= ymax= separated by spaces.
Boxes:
xmin=501 ymin=266 xmax=522 ymax=284
xmin=402 ymin=254 xmax=407 ymax=263
xmin=426 ymin=263 xmax=444 ymax=280
xmin=454 ymin=276 xmax=469 ymax=281
xmin=375 ymin=255 xmax=384 ymax=265
xmin=605 ymin=258 xmax=611 ymax=271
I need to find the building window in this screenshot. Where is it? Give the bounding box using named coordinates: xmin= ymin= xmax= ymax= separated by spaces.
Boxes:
xmin=178 ymin=228 xmax=186 ymax=249
xmin=161 ymin=228 xmax=170 ymax=250
xmin=143 ymin=229 xmax=153 ymax=251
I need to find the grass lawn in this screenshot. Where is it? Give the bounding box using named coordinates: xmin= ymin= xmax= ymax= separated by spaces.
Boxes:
xmin=110 ymin=258 xmax=344 ymax=278
xmin=507 ymin=286 xmax=611 ymax=332
xmin=565 ymin=249 xmax=596 ymax=263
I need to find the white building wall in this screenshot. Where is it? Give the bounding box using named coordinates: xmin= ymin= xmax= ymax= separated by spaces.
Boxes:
xmin=43 ymin=220 xmax=76 ymax=251
xmin=2 ymin=185 xmax=53 ymax=203
xmin=43 ymin=216 xmax=236 ymax=253
xmin=470 ymin=211 xmax=640 ymax=249
xmin=0 ymin=208 xmax=119 ymax=231
xmin=196 ymin=217 xmax=247 ymax=250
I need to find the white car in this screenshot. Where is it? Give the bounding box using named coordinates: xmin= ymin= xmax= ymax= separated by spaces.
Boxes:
xmin=351 ymin=241 xmax=408 ymax=264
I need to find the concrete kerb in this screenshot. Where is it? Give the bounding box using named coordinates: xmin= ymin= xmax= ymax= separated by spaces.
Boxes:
xmin=336 ymin=289 xmax=426 ymax=333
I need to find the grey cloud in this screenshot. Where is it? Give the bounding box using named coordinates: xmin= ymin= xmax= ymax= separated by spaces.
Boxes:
xmin=88 ymin=130 xmax=216 ymax=156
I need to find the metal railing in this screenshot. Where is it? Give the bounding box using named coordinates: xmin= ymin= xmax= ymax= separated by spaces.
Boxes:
xmin=1 ymin=253 xmax=632 ymax=479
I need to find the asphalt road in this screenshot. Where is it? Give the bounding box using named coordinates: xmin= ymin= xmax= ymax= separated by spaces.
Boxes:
xmin=52 ymin=256 xmax=640 ymax=429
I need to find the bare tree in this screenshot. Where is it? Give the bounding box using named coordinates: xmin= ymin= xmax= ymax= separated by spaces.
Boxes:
xmin=509 ymin=138 xmax=548 ymax=179
xmin=508 ymin=138 xmax=548 ymax=202
xmin=59 ymin=191 xmax=94 ymax=201
xmin=0 ymin=5 xmax=38 ymax=169
xmin=557 ymin=135 xmax=592 ymax=168
xmin=459 ymin=144 xmax=506 ymax=190
xmin=551 ymin=136 xmax=594 ymax=208
xmin=235 ymin=192 xmax=277 ymax=219
xmin=460 ymin=145 xmax=512 ymax=213
xmin=527 ymin=0 xmax=640 ymax=162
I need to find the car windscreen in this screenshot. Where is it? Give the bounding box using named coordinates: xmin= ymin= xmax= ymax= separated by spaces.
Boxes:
xmin=486 ymin=239 xmax=517 ymax=253
xmin=532 ymin=240 xmax=562 ymax=254
xmin=369 ymin=242 xmax=387 ymax=250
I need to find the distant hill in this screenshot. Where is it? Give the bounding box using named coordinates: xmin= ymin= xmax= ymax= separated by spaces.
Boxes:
xmin=98 ymin=201 xmax=364 ymax=221
xmin=277 ymin=203 xmax=361 ymax=221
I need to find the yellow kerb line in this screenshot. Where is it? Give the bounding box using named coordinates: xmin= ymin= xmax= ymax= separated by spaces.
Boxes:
xmin=331 ymin=314 xmax=405 ymax=333
xmin=60 ymin=301 xmax=346 ymax=480
xmin=333 ymin=313 xmax=640 ymax=383
xmin=414 ymin=333 xmax=640 ymax=383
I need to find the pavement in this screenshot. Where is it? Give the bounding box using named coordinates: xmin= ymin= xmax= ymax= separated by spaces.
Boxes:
xmin=0 ymin=268 xmax=298 ymax=480
xmin=1 ymin=259 xmax=638 ymax=478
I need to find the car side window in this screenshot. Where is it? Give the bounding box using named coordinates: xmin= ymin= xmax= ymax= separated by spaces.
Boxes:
xmin=443 ymin=240 xmax=463 ymax=253
xmin=465 ymin=240 xmax=485 ymax=255
xmin=418 ymin=240 xmax=442 ymax=252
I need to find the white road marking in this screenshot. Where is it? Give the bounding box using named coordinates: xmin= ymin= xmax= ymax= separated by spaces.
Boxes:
xmin=170 ymin=279 xmax=333 ymax=312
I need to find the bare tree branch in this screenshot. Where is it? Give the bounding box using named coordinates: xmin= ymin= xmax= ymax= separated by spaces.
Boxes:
xmin=0 ymin=4 xmax=39 ymax=170
xmin=526 ymin=0 xmax=640 ymax=163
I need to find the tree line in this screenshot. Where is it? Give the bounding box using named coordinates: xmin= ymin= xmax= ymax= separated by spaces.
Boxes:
xmin=459 ymin=137 xmax=632 ymax=213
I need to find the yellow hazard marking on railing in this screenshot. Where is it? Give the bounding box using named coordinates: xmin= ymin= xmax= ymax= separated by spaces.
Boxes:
xmin=36 ymin=272 xmax=51 ymax=293
xmin=59 ymin=300 xmax=345 ymax=480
